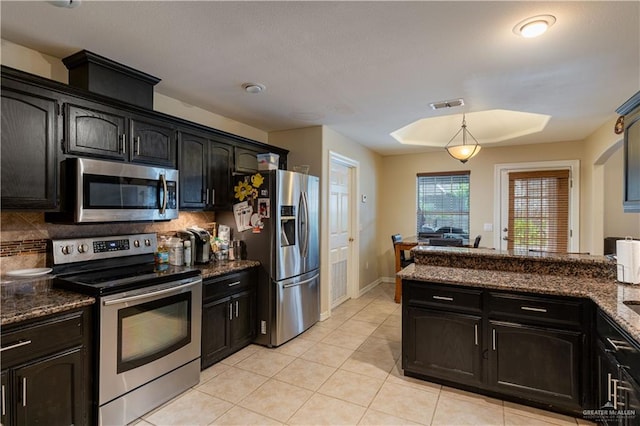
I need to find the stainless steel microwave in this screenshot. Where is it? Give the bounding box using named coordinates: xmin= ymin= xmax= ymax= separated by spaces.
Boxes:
xmin=57 ymin=158 xmax=179 ymax=223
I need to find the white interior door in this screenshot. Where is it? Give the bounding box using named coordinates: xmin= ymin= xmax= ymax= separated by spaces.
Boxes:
xmin=329 ymin=160 xmax=351 ymax=308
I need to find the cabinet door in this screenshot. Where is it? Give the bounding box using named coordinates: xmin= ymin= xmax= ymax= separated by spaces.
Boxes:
xmin=201 ymin=297 xmax=232 ymax=369
xmin=65 ymin=103 xmax=127 ymax=160
xmin=130 ymin=116 xmax=176 ymax=167
xmin=234 ymin=146 xmax=261 ymax=174
xmin=14 ymin=348 xmax=85 ymax=426
xmin=596 ymin=340 xmax=619 ymax=413
xmin=1 ymin=370 xmax=9 ymax=426
xmin=488 ymin=321 xmax=582 ymax=410
xmin=178 ymin=131 xmax=207 ymax=209
xmin=208 ymin=142 xmax=233 ymax=209
xmin=403 ymin=307 xmax=483 ymax=386
xmin=230 ymin=290 xmax=256 ymax=350
xmin=1 ymin=87 xmax=57 ymax=210
xmin=624 ymin=114 xmax=640 ymax=212
xmin=619 ymin=368 xmax=640 ymax=426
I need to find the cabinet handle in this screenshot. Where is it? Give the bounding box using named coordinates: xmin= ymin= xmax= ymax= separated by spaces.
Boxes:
xmin=474 ymin=323 xmax=478 ymax=346
xmin=606 ymin=337 xmax=632 ymax=352
xmin=211 ymin=189 xmax=215 ymax=205
xmin=229 ymin=304 xmax=233 ymax=321
xmin=22 ymin=377 xmax=27 ymax=407
xmin=608 ymin=373 xmax=613 ymax=402
xmin=206 ymin=188 xmax=210 ymax=205
xmin=1 ymin=384 xmax=5 ymax=416
xmin=492 ymin=329 xmax=496 ymax=350
xmin=612 ymin=378 xmax=619 ymax=408
xmin=135 ymin=136 xmax=141 ymax=155
xmin=121 ymin=134 xmax=126 ymax=154
xmin=235 ymin=300 xmax=239 ymax=317
xmin=0 ymin=339 xmax=32 ymax=352
xmin=228 ymin=281 xmax=241 ymax=287
xmin=432 ymin=295 xmax=453 ymax=302
xmin=520 ymin=306 xmax=547 ymax=313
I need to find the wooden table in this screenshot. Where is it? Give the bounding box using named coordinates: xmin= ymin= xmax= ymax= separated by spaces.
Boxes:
xmin=394 ymin=240 xmax=418 ymax=303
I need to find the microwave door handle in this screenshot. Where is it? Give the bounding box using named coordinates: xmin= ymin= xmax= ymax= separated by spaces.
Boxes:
xmin=159 ymin=174 xmax=168 ymax=214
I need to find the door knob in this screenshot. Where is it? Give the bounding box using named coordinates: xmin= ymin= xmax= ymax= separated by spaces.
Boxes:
xmin=503 ymin=228 xmax=508 ymax=232
xmin=503 ymin=237 xmax=509 ymax=241
xmin=348 ymin=237 xmax=354 ymax=242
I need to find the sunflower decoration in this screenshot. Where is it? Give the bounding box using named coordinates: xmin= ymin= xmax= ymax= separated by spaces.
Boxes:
xmin=233 ymin=180 xmax=254 ymax=201
xmin=234 ymin=173 xmax=264 ymax=201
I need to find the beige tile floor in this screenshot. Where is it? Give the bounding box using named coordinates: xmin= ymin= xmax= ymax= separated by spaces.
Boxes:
xmin=133 ymin=282 xmax=596 ymax=426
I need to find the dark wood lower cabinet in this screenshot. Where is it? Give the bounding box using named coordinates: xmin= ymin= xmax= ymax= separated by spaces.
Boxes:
xmin=0 ymin=307 xmax=92 ymax=426
xmin=488 ymin=321 xmax=582 ymax=409
xmin=201 ymin=269 xmax=257 ymax=369
xmin=402 ymin=280 xmax=589 ymax=416
xmin=404 ymin=307 xmax=482 ymax=386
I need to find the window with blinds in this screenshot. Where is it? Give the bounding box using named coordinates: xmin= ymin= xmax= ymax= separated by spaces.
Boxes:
xmin=508 ymin=170 xmax=570 ymax=253
xmin=416 ymin=171 xmax=470 ymax=236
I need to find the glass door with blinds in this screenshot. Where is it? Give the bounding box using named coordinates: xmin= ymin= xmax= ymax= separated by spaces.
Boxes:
xmin=506 ymin=170 xmax=570 ymax=253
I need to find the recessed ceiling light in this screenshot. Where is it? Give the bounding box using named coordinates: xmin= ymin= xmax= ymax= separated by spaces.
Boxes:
xmin=513 ymin=15 xmax=556 ymax=38
xmin=242 ymin=83 xmax=266 ymax=94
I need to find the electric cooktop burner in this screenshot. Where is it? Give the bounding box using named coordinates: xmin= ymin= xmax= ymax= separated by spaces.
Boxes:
xmin=50 ymin=233 xmax=201 ymax=296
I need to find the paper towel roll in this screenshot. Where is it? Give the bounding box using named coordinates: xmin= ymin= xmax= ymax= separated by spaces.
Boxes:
xmin=617 ymin=239 xmax=640 ymax=284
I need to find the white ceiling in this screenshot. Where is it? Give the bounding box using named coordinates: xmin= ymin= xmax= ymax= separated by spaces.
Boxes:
xmin=1 ymin=1 xmax=638 ymax=156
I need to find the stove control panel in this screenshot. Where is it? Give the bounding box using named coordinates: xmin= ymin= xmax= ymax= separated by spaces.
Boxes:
xmin=51 ymin=233 xmax=158 ymax=265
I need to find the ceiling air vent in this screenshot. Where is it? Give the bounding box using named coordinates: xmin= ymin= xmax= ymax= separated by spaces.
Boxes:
xmin=429 ymin=98 xmax=465 ymax=110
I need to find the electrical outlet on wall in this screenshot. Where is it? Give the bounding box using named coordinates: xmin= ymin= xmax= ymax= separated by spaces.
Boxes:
xmin=483 ymin=223 xmax=493 ymax=232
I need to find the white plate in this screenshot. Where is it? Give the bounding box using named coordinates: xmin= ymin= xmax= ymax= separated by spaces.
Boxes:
xmin=6 ymin=268 xmax=53 ymax=278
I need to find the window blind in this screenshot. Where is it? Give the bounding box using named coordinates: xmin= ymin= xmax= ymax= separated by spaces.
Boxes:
xmin=508 ymin=170 xmax=570 ymax=253
xmin=416 ymin=171 xmax=470 ymax=236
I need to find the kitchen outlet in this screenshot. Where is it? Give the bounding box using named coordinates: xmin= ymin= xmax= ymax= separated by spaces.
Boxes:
xmin=483 ymin=223 xmax=493 ymax=232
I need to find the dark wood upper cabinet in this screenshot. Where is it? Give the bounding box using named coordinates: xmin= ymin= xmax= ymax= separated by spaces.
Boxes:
xmin=616 ymin=91 xmax=640 ymax=213
xmin=1 ymin=80 xmax=58 ymax=210
xmin=65 ymin=102 xmax=127 ymax=160
xmin=129 ymin=116 xmax=176 ymax=167
xmin=235 ymin=146 xmax=261 ymax=174
xmin=209 ymin=142 xmax=233 ymax=209
xmin=178 ymin=131 xmax=207 ymax=209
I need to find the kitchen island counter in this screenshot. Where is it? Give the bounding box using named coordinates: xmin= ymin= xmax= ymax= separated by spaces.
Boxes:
xmin=398 ymin=248 xmax=640 ymax=342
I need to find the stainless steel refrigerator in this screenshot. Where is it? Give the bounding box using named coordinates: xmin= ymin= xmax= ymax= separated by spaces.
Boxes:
xmin=219 ymin=169 xmax=320 ymax=347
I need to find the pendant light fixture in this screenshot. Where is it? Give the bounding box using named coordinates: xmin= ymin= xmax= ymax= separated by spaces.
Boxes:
xmin=444 ymin=114 xmax=481 ymax=163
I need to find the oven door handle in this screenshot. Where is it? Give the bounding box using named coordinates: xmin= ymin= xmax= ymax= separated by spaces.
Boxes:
xmin=103 ymin=280 xmax=198 ymax=306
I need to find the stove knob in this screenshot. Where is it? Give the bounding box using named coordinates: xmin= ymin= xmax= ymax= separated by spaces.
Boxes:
xmin=133 ymin=240 xmax=140 ymax=248
xmin=77 ymin=244 xmax=89 ymax=253
xmin=144 ymin=239 xmax=151 ymax=247
xmin=61 ymin=245 xmax=73 ymax=255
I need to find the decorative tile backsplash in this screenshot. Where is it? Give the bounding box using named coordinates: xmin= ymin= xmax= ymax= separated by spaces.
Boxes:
xmin=0 ymin=239 xmax=48 ymax=257
xmin=0 ymin=211 xmax=216 ymax=271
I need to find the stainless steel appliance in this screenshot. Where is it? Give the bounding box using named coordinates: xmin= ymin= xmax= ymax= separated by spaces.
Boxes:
xmin=50 ymin=233 xmax=201 ymax=425
xmin=219 ymin=170 xmax=320 ymax=347
xmin=49 ymin=158 xmax=178 ymax=223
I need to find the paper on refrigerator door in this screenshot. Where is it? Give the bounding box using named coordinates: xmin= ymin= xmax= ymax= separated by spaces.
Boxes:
xmin=233 ymin=201 xmax=253 ymax=232
xmin=617 ymin=239 xmax=640 ymax=284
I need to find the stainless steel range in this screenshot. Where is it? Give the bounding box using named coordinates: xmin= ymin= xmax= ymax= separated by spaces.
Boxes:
xmin=50 ymin=233 xmax=202 ymax=426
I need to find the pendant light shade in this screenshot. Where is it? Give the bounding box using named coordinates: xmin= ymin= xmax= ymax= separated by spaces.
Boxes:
xmin=445 ymin=114 xmax=481 ymax=163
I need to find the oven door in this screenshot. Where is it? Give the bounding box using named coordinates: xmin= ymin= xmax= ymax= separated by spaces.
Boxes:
xmin=99 ymin=276 xmax=201 ymax=405
xmin=75 ymin=157 xmax=179 ymax=223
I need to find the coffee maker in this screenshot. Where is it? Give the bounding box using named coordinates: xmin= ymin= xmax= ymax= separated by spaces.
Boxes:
xmin=186 ymin=227 xmax=211 ymax=264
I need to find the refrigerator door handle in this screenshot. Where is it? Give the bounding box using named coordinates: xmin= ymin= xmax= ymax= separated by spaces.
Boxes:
xmin=303 ymin=191 xmax=310 ymax=257
xmin=283 ymin=273 xmax=320 ymax=288
xmin=298 ymin=191 xmax=310 ymax=258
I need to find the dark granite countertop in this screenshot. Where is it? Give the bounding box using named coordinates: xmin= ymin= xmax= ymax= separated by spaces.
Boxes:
xmin=399 ymin=262 xmax=640 ymax=343
xmin=197 ymin=260 xmax=261 ymax=279
xmin=1 ymin=276 xmax=95 ymax=326
xmin=1 ymin=260 xmax=260 ymax=327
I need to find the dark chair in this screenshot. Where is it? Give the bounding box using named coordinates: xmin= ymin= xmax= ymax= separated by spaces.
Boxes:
xmin=391 ymin=234 xmax=414 ymax=268
xmin=473 ymin=235 xmax=482 ymax=248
